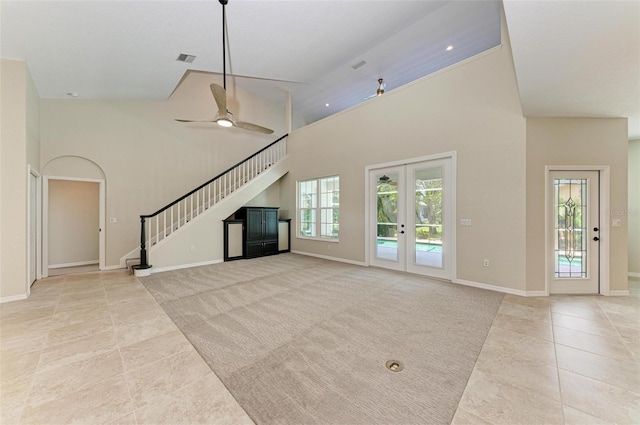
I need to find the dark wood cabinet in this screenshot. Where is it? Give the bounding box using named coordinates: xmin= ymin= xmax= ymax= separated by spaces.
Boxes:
xmin=227 ymin=207 xmax=280 ymax=259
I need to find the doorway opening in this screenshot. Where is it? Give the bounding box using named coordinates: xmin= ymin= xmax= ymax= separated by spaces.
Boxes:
xmin=43 ymin=176 xmax=106 ymax=277
xmin=27 ymin=166 xmax=41 ymax=294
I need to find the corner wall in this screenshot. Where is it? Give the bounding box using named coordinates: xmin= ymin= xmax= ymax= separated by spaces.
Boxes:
xmin=0 ymin=59 xmax=40 ymax=301
xmin=526 ymin=118 xmax=629 ymax=293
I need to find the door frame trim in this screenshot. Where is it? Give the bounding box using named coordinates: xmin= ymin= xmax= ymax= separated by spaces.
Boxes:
xmin=42 ymin=175 xmax=106 ymax=278
xmin=27 ymin=165 xmax=41 ymax=296
xmin=364 ymin=151 xmax=457 ymax=281
xmin=544 ymin=165 xmax=610 ymax=295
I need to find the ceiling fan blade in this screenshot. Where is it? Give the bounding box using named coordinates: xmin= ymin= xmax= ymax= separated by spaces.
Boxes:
xmin=234 ymin=121 xmax=274 ymax=134
xmin=210 ymin=83 xmax=227 ymax=115
xmin=174 ymin=118 xmax=214 ymax=122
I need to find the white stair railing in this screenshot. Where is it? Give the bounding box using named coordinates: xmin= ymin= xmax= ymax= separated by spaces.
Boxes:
xmin=134 ymin=135 xmax=287 ymax=271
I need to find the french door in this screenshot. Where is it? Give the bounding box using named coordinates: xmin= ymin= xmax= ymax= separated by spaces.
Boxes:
xmin=370 ymin=158 xmax=454 ymax=280
xmin=548 ymin=170 xmax=600 ymax=294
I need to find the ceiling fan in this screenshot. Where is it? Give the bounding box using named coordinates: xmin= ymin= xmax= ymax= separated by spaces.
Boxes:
xmin=363 ymin=78 xmax=386 ymax=100
xmin=175 ymin=0 xmax=274 ymax=134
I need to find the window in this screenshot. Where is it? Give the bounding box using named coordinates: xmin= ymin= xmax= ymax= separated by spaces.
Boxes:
xmin=298 ymin=176 xmax=339 ymax=240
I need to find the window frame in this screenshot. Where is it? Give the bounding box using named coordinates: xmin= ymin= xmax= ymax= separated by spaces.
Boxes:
xmin=296 ymin=175 xmax=340 ymax=242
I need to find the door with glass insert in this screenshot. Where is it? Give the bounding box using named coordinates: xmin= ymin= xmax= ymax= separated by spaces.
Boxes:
xmin=370 ymin=158 xmax=453 ymax=280
xmin=548 ymin=171 xmax=600 ymax=294
xmin=371 ymin=167 xmax=406 ymax=271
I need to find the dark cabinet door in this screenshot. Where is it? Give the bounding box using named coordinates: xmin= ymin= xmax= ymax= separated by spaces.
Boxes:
xmin=245 ymin=241 xmax=264 ymax=258
xmin=264 ymin=209 xmax=278 ymax=240
xmin=263 ymin=240 xmax=279 ymax=256
xmin=246 ymin=209 xmax=265 ymax=241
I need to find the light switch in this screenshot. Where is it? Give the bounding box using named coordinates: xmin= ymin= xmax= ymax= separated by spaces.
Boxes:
xmin=612 ymin=219 xmax=621 ymax=227
xmin=460 ymin=219 xmax=472 ymax=227
xmin=110 ymin=218 xmax=118 ymax=223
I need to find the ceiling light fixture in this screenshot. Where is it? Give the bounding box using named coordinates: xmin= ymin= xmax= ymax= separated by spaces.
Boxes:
xmin=325 ymin=103 xmax=330 ymax=107
xmin=217 ymin=117 xmax=233 ymax=127
xmin=446 ymin=45 xmax=454 ymax=51
xmin=376 ymin=78 xmax=385 ymax=96
xmin=66 ymin=92 xmax=78 ymax=97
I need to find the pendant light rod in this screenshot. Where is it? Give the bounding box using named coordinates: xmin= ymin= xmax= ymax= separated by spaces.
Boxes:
xmin=221 ymin=0 xmax=227 ymax=90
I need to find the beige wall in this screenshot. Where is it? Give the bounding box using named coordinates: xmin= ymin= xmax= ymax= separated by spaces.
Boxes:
xmin=244 ymin=180 xmax=281 ymax=208
xmin=40 ymin=73 xmax=287 ymax=267
xmin=281 ymin=27 xmax=528 ymax=291
xmin=526 ymin=118 xmax=629 ymax=293
xmin=48 ymin=180 xmax=100 ymax=266
xmin=629 ymin=139 xmax=640 ymax=275
xmin=0 ymin=59 xmax=40 ymax=301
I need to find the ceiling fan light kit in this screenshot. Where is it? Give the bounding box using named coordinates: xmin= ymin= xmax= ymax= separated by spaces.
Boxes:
xmin=174 ymin=0 xmax=274 ymax=135
xmin=217 ymin=118 xmax=233 ymax=127
xmin=376 ymin=78 xmax=385 ymax=96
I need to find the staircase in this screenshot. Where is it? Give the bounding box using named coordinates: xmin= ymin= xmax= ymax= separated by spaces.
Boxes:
xmin=128 ymin=135 xmax=289 ymax=276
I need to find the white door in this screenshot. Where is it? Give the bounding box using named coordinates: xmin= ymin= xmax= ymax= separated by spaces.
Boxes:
xmin=548 ymin=171 xmax=600 ymax=294
xmin=370 ymin=158 xmax=453 ymax=280
xmin=29 ymin=173 xmax=38 ymax=286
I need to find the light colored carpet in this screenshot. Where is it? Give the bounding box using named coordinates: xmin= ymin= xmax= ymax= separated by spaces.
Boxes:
xmin=140 ymin=253 xmax=504 ymax=425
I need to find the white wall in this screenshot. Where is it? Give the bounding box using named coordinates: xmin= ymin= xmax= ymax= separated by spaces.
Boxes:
xmin=0 ymin=59 xmax=40 ymax=302
xmin=526 ymin=118 xmax=629 ymax=293
xmin=48 ymin=180 xmax=99 ymax=266
xmin=40 ymin=72 xmax=288 ymax=268
xmin=629 ymin=139 xmax=640 ymax=276
xmin=281 ymin=19 xmax=528 ymax=292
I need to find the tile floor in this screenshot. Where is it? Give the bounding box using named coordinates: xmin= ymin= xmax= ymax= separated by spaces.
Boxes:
xmin=1 ymin=271 xmax=638 ymax=425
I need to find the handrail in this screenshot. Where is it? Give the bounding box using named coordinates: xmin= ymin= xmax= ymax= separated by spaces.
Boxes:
xmin=141 ymin=133 xmax=288 ymax=218
xmin=134 ymin=134 xmax=288 ymax=272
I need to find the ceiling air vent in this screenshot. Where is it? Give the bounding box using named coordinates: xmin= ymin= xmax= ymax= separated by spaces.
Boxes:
xmin=351 ymin=60 xmax=366 ymax=70
xmin=177 ymin=53 xmax=196 ymax=63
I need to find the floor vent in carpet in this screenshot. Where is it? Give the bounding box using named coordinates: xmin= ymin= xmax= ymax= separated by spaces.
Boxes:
xmin=385 ymin=360 xmax=404 ymax=372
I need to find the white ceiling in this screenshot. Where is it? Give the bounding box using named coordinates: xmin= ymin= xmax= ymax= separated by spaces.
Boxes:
xmin=504 ymin=0 xmax=639 ymax=140
xmin=1 ymin=0 xmax=638 ymax=138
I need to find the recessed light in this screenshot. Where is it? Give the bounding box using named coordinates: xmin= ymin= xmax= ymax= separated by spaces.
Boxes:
xmin=446 ymin=45 xmax=453 ymax=51
xmin=325 ymin=103 xmax=330 ymax=107
xmin=66 ymin=92 xmax=78 ymax=97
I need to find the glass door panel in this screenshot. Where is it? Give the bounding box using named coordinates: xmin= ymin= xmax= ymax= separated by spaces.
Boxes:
xmin=412 ymin=165 xmax=443 ymax=269
xmin=371 ymin=167 xmax=405 ymax=271
xmin=548 ymin=170 xmax=599 ymax=294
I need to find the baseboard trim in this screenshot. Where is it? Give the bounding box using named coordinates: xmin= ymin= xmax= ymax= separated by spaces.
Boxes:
xmin=290 ymin=251 xmax=367 ymax=267
xmin=455 ymin=279 xmax=544 ymax=297
xmin=0 ymin=293 xmax=29 ymax=304
xmin=606 ymin=290 xmax=631 ymax=296
xmin=628 ymin=272 xmax=640 ymax=278
xmin=103 ymin=265 xmax=126 ymax=271
xmin=49 ymin=260 xmax=99 ymax=269
xmin=149 ymin=259 xmax=224 ymax=275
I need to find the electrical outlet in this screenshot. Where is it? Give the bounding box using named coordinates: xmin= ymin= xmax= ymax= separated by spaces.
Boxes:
xmin=483 ymin=259 xmax=489 ymax=267
xmin=190 ymin=245 xmax=195 ymax=252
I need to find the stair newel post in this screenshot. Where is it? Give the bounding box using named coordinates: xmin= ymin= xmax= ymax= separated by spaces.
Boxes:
xmin=133 ymin=215 xmax=152 ymax=275
xmin=139 ymin=216 xmax=148 ymax=267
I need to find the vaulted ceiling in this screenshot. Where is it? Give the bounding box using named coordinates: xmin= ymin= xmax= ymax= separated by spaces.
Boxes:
xmin=1 ymin=1 xmax=638 ymax=138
